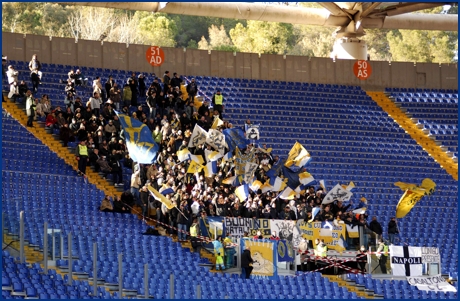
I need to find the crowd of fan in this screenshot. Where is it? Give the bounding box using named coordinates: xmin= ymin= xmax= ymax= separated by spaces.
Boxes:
xmin=3 ymin=57 xmax=401 ymax=249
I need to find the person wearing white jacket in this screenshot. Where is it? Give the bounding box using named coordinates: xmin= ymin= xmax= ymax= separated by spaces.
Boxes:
xmin=87 ymin=92 xmax=102 ymax=117
xmin=6 ymin=65 xmax=19 ymax=99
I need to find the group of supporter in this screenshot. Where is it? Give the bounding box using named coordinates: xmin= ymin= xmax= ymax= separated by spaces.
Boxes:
xmin=5 ymin=59 xmax=400 ymax=250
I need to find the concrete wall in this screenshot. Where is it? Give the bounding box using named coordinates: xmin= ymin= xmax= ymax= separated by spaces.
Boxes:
xmin=3 ymin=32 xmax=457 ymax=91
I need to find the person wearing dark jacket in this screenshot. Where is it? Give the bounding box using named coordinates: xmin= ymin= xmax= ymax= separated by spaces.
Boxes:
xmin=332 ymin=200 xmax=351 ymax=216
xmin=320 ymin=205 xmax=334 ymax=222
xmin=177 ymin=201 xmax=191 ymax=241
xmin=139 ymin=186 xmax=150 ymax=219
xmin=113 ymin=196 xmax=130 ymax=214
xmin=369 ymin=216 xmax=383 ymax=242
xmin=279 ymin=206 xmax=296 ymax=220
xmin=121 ymin=191 xmax=135 ymax=208
xmin=170 ymin=72 xmax=182 ymax=89
xmin=241 ymin=246 xmax=254 ymax=279
xmin=108 ymin=149 xmax=123 ymax=187
xmin=387 ymin=217 xmax=399 ymax=244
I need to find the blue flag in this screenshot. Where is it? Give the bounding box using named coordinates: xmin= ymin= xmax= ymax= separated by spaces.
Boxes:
xmin=277 ymin=240 xmax=295 ymax=262
xmin=281 ymin=166 xmax=302 ymax=189
xmin=266 ymin=159 xmax=284 ymax=179
xmin=223 ymin=128 xmax=250 ymax=152
xmin=116 ymin=112 xmax=159 ymax=164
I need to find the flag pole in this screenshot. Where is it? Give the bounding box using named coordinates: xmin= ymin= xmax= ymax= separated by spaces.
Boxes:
xmin=175 ymin=206 xmax=189 ymax=220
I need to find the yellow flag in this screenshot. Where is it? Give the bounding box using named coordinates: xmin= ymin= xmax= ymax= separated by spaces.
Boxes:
xmin=285 ymin=142 xmax=311 ymax=170
xmin=346 ymin=181 xmax=355 ymax=191
xmin=187 ymin=160 xmax=203 ymax=174
xmin=222 ymin=176 xmax=236 ymax=185
xmin=147 ymin=185 xmax=175 ymax=210
xmin=395 ymin=178 xmax=436 ymax=218
xmin=211 ymin=116 xmax=224 ymax=129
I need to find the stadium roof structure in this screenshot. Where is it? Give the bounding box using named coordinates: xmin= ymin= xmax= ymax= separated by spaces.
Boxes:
xmin=59 ymin=2 xmax=458 ymax=59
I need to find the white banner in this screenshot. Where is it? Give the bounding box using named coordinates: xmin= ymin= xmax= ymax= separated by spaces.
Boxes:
xmin=271 ymin=220 xmax=301 ymax=248
xmin=390 ymin=246 xmax=423 ymax=276
xmin=407 ymin=274 xmax=457 ymax=292
xmin=322 ymin=184 xmax=353 ymax=204
xmin=246 ymin=125 xmax=260 ymax=140
xmin=421 ymin=247 xmax=441 ymax=264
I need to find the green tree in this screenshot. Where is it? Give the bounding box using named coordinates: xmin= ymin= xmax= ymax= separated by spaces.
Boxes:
xmin=2 ymin=3 xmax=43 ymax=34
xmin=198 ymin=36 xmax=209 ymax=50
xmin=187 ymin=39 xmax=198 ymax=49
xmin=361 ymin=29 xmax=394 ymax=61
xmin=288 ymin=24 xmax=335 ymax=57
xmin=230 ymin=20 xmax=294 ymax=54
xmin=136 ymin=12 xmax=178 ymax=47
xmin=387 ymin=30 xmax=456 ymax=63
xmin=208 ymin=25 xmax=232 ymax=49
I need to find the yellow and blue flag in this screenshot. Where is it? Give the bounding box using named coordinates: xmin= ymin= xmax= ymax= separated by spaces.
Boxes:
xmin=285 ymin=142 xmax=312 ymax=172
xmin=299 ymin=171 xmax=315 ymax=185
xmin=235 ymin=184 xmax=250 ymax=202
xmin=159 ymin=184 xmax=175 ymax=196
xmin=148 ymin=185 xmax=175 ymax=209
xmin=116 ymin=112 xmax=159 ymax=164
xmin=177 ymin=148 xmax=191 ymax=162
xmin=249 ymin=180 xmax=263 ymax=192
xmin=204 ymin=161 xmax=218 ymax=178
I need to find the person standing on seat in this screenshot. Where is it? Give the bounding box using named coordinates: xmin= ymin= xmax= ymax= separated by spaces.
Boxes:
xmin=212 ymin=89 xmax=224 ymax=118
xmin=241 ymin=246 xmax=254 ymax=279
xmin=376 ymin=239 xmax=388 ymax=274
xmin=28 ymin=54 xmax=42 ymax=87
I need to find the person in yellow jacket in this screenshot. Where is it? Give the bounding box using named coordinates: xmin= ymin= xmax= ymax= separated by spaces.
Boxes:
xmin=314 ymin=239 xmax=328 ymax=258
xmin=215 ymin=252 xmax=225 ymax=271
xmin=189 ymin=218 xmax=201 ymax=252
xmin=212 ymin=89 xmax=224 ymax=118
xmin=76 ymin=140 xmax=89 ymax=176
xmin=224 ymin=232 xmax=236 ymax=268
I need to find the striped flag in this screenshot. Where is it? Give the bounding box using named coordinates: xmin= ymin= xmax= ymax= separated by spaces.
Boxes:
xmin=204 ymin=161 xmax=218 ymax=178
xmin=177 ymin=148 xmax=191 ymax=162
xmin=309 ymin=207 xmax=321 ymax=222
xmin=205 ymin=150 xmax=223 ymax=162
xmin=235 ymin=184 xmax=250 ymax=202
xmin=280 ymin=187 xmax=296 ymax=200
xmin=299 ymin=171 xmax=315 ymax=185
xmin=285 ymin=142 xmax=312 ymax=172
xmin=159 ymin=184 xmax=175 ymax=196
xmin=190 ymin=154 xmax=204 ymax=165
xmin=222 ymin=152 xmax=233 ymax=162
xmin=148 ymin=185 xmax=175 ymax=209
xmin=260 ymin=180 xmax=273 ymax=194
xmin=249 ymin=180 xmax=263 ymax=192
xmin=319 ymin=180 xmax=327 ymax=192
xmin=269 ymin=176 xmax=287 ymax=192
